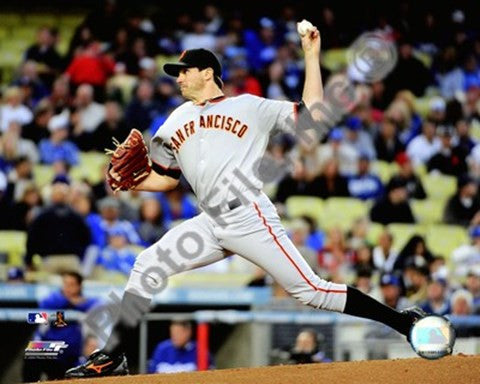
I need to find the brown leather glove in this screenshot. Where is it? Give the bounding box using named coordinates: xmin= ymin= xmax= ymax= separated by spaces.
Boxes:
xmin=105 ymin=129 xmax=151 ymax=191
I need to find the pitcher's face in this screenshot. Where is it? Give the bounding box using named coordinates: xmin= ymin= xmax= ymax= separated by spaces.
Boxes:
xmin=177 ymin=67 xmax=206 ymax=100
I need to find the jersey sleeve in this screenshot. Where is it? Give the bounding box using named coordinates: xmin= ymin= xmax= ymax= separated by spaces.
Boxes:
xmin=150 ymin=135 xmax=182 ymax=179
xmin=255 ymin=97 xmax=297 ymax=134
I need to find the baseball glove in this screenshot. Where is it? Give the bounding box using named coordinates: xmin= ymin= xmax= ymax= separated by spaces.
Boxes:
xmin=105 ymin=128 xmax=151 ymax=191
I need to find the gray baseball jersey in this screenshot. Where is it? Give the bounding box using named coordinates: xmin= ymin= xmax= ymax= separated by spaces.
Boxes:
xmin=150 ymin=94 xmax=294 ymax=208
xmin=126 ymin=94 xmax=347 ymax=313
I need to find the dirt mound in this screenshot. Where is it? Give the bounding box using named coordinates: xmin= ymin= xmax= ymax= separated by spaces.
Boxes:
xmin=43 ymin=355 xmax=479 ymax=384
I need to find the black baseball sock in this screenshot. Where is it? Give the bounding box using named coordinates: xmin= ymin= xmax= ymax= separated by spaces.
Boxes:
xmin=103 ymin=291 xmax=151 ymax=357
xmin=343 ymin=286 xmax=413 ymax=336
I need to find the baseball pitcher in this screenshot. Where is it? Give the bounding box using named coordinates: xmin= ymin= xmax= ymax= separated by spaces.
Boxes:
xmin=66 ymin=22 xmax=426 ymax=378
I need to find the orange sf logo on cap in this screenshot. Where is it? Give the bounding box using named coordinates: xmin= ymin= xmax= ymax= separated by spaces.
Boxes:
xmin=179 ymin=50 xmax=187 ymax=61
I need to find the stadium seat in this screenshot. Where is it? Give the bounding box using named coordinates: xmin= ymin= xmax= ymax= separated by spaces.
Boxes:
xmin=285 ymin=196 xmax=324 ymax=224
xmin=11 ymin=27 xmax=37 ymax=41
xmin=90 ymin=268 xmax=129 ymax=284
xmin=262 ymin=182 xmax=278 ymax=200
xmin=169 ymin=272 xmax=254 ymax=287
xmin=366 ymin=222 xmax=385 ymax=245
xmin=414 ymin=96 xmax=434 ymax=118
xmin=70 ymin=152 xmax=109 ymax=184
xmin=410 ymin=199 xmax=444 ymax=224
xmin=413 ymin=50 xmax=433 ymax=68
xmin=371 ymin=160 xmax=399 ymax=183
xmin=0 ymin=13 xmax=23 ymax=27
xmin=58 ymin=14 xmax=85 ymax=28
xmin=24 ymin=14 xmax=58 ymax=27
xmin=414 ymin=163 xmax=427 ymax=178
xmin=128 ymin=244 xmax=146 ymax=255
xmin=421 ymin=173 xmax=456 ymax=201
xmin=33 ymin=164 xmax=55 ymax=187
xmin=387 ymin=223 xmax=426 ymax=252
xmin=470 ymin=119 xmax=480 ymax=142
xmin=106 ymin=74 xmax=138 ymax=104
xmin=57 ymin=38 xmax=71 ymax=56
xmin=56 ymin=27 xmax=75 ymax=55
xmin=0 ymin=50 xmax=20 ymax=83
xmin=157 ymin=54 xmax=178 ymax=76
xmin=1 ymin=38 xmax=30 ymax=53
xmin=320 ymin=197 xmax=369 ymax=231
xmin=0 ymin=66 xmax=16 ymax=84
xmin=280 ymin=218 xmax=294 ymax=231
xmin=0 ymin=231 xmax=27 ymax=266
xmin=425 ymin=224 xmax=469 ymax=260
xmin=322 ymin=48 xmax=348 ymax=72
xmin=0 ymin=39 xmax=31 ymax=79
xmin=0 ymin=27 xmax=10 ymax=40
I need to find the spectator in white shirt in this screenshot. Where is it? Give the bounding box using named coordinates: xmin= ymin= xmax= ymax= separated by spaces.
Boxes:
xmin=317 ymin=128 xmax=359 ymax=176
xmin=0 ymin=87 xmax=33 ymax=132
xmin=451 ymin=225 xmax=480 ymax=278
xmin=373 ymin=230 xmax=398 ymax=272
xmin=71 ymin=84 xmax=105 ymax=134
xmin=406 ymin=118 xmax=441 ymax=166
xmin=0 ymin=121 xmax=39 ymax=163
xmin=181 ymin=19 xmax=217 ymax=52
xmin=467 ymin=142 xmax=480 ymax=179
xmin=203 ymin=4 xmax=224 ymax=35
xmin=427 ymin=96 xmax=447 ymax=125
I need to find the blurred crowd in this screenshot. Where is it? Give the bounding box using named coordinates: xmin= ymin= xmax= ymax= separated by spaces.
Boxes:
xmin=0 ymin=1 xmax=480 ymax=323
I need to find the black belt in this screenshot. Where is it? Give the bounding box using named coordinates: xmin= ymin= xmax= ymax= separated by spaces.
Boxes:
xmin=227 ymin=197 xmax=242 ymax=211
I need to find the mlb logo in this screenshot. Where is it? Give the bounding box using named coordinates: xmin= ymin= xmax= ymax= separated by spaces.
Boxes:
xmin=27 ymin=312 xmax=49 ymax=324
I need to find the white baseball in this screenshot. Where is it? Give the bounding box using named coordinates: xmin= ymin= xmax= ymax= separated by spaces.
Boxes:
xmin=297 ymin=19 xmax=315 ymax=36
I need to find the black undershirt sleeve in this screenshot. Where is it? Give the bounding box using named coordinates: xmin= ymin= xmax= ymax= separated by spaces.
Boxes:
xmin=151 ymin=162 xmax=182 ymax=179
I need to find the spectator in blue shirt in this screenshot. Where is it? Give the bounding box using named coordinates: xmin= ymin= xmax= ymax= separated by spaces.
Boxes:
xmin=157 ymin=188 xmax=197 ymax=227
xmin=124 ymin=79 xmax=162 ymax=132
xmin=134 ymin=196 xmax=167 ymax=246
xmin=39 ymin=271 xmax=98 ymax=311
xmin=89 ymin=197 xmax=142 ymax=248
xmin=462 ymin=54 xmax=480 ymax=91
xmin=39 ymin=111 xmax=79 ymax=165
xmin=244 ymin=17 xmax=280 ymax=72
xmin=465 ymin=269 xmax=480 ymax=313
xmin=420 ymin=278 xmax=451 ymax=316
xmin=303 ymin=215 xmax=325 ymax=253
xmin=96 ymin=224 xmax=137 ymax=276
xmin=343 ymin=117 xmax=376 ymax=161
xmin=148 ymin=320 xmax=214 ymax=373
xmin=348 ymin=154 xmax=384 ymax=200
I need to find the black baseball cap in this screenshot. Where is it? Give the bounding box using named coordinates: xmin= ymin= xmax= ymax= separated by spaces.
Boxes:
xmin=386 ymin=176 xmax=407 ymax=192
xmin=163 ymin=49 xmax=223 ymax=88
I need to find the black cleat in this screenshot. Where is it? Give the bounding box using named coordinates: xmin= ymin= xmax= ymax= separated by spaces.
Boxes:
xmin=65 ymin=350 xmax=129 ymax=378
xmin=401 ymin=306 xmax=427 ymax=342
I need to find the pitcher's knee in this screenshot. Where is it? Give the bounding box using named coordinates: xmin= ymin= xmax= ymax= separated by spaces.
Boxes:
xmin=286 ymin=280 xmax=348 ymax=312
xmin=125 ymin=248 xmax=169 ymax=299
xmin=126 ymin=267 xmax=168 ymax=299
xmin=288 ymin=284 xmax=323 ymax=307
